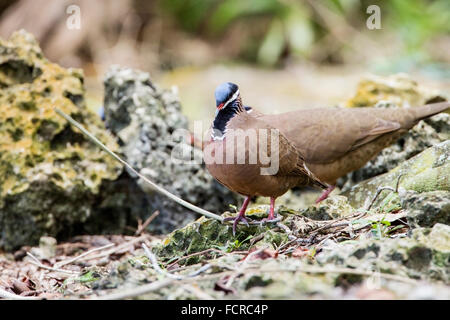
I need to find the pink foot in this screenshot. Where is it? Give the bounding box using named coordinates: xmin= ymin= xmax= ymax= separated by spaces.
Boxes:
xmin=223 ymin=196 xmax=251 ymax=235
xmin=315 ymin=185 xmax=335 ymax=204
xmin=260 ymin=197 xmax=278 ymax=224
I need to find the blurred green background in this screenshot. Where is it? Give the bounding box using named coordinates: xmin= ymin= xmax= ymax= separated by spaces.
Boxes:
xmin=0 ymin=0 xmax=449 ymax=126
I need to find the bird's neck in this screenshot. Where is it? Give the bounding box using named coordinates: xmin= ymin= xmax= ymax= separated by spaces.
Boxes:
xmin=212 ymin=99 xmax=244 ymax=140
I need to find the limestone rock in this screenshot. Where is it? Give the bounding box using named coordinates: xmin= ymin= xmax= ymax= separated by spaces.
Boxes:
xmin=345 ymin=73 xmax=446 ymax=108
xmin=344 ymin=140 xmax=450 ymax=209
xmin=0 ymin=30 xmax=122 ymax=250
xmin=316 ymin=224 xmax=449 ymax=282
xmin=299 ymin=195 xmax=354 ymax=221
xmin=400 ymin=191 xmax=450 ymax=228
xmin=154 ymin=206 xmax=289 ymax=265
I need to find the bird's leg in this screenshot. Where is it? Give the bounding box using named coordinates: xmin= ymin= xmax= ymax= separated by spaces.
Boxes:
xmin=260 ymin=197 xmax=278 ymax=224
xmin=268 ymin=197 xmax=276 ymax=220
xmin=223 ymin=196 xmax=251 ymax=235
xmin=315 ymin=185 xmax=335 ymax=204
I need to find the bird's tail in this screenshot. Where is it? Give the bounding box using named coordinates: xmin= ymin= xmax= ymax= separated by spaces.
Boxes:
xmin=413 ymin=101 xmax=450 ymax=121
xmin=304 ymin=164 xmax=329 ymax=190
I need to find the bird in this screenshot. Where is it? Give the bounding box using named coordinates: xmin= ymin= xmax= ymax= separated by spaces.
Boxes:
xmin=204 ymin=82 xmax=328 ymax=234
xmin=204 ymin=82 xmax=450 ymax=233
xmin=248 ymin=99 xmax=450 ymax=202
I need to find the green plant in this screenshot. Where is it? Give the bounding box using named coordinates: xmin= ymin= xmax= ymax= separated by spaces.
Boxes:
xmin=370 ymin=216 xmax=403 ymax=239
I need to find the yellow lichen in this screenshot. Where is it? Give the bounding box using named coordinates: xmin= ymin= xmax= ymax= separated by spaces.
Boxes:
xmin=0 ymin=30 xmax=122 ymax=200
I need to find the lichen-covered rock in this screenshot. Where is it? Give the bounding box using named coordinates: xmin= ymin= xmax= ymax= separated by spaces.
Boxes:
xmin=103 ymin=66 xmax=237 ymax=233
xmin=400 ymin=191 xmax=450 ymax=228
xmin=0 ymin=30 xmax=123 ymax=251
xmin=316 ymin=224 xmax=449 ymax=282
xmin=298 ymin=195 xmax=354 ymax=221
xmin=344 ymin=140 xmax=450 ymax=209
xmin=154 ymin=206 xmax=290 ymax=265
xmin=345 ymin=73 xmax=446 ymax=108
xmin=339 ymin=74 xmax=449 ymax=191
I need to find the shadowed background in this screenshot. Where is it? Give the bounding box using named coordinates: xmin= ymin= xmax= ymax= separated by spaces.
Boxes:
xmin=0 ymin=0 xmax=449 ymax=127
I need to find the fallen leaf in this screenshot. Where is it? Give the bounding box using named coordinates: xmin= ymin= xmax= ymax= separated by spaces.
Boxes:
xmin=292 ymin=247 xmax=309 ymax=258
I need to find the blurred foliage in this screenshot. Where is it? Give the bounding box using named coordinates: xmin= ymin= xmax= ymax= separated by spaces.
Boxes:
xmin=160 ymin=0 xmax=450 ymax=67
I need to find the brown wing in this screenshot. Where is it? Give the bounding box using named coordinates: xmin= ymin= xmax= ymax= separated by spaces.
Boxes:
xmin=227 ymin=112 xmax=327 ymax=189
xmin=258 ymin=107 xmax=405 ymax=164
xmin=257 ymin=102 xmax=450 ymax=164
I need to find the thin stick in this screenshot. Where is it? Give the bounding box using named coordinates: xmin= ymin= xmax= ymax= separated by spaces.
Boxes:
xmin=94 ymin=279 xmax=174 ymax=300
xmin=247 ymin=266 xmax=418 ymax=285
xmin=142 ymin=244 xmax=211 ymax=280
xmin=181 ymin=284 xmax=214 ymax=300
xmin=366 ymin=174 xmax=405 ymax=211
xmin=166 ymin=248 xmax=225 ymax=269
xmin=81 ymin=235 xmax=148 ymax=261
xmin=135 ymin=210 xmax=160 ymax=235
xmin=26 ymin=252 xmax=79 ymax=275
xmin=366 ymin=186 xmax=395 ymax=211
xmin=54 ymin=108 xmax=223 ymax=222
xmin=54 ymin=243 xmax=115 ymax=268
xmin=0 ymin=288 xmax=39 ymax=300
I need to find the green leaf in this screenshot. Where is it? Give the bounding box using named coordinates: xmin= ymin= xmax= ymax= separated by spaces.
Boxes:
xmin=257 ymin=18 xmax=285 ymax=66
xmin=209 ymin=0 xmax=283 ymax=34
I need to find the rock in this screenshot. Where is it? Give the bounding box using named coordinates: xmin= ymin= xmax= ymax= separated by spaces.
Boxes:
xmin=345 ymin=73 xmax=446 ymax=108
xmin=339 ymin=74 xmax=449 ymax=191
xmin=344 ymin=140 xmax=450 ymax=209
xmin=427 ymin=223 xmax=450 ymax=253
xmin=154 ymin=205 xmax=296 ymax=264
xmin=316 ymin=224 xmax=449 ymax=282
xmin=0 ymin=31 xmax=123 ymax=251
xmin=39 ymin=236 xmax=57 ymax=259
xmin=29 ymin=236 xmax=57 ymax=260
xmin=299 ymin=195 xmax=354 ymax=221
xmin=103 ymin=66 xmax=237 ymax=233
xmin=400 ymin=191 xmax=450 ymax=228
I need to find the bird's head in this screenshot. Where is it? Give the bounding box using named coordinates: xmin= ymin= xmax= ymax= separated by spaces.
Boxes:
xmin=215 ymin=82 xmax=241 ymax=112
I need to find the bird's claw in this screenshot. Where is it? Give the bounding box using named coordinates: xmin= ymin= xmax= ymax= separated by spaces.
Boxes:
xmin=223 ymin=215 xmax=249 ymax=236
xmin=259 ymin=216 xmax=281 ymax=226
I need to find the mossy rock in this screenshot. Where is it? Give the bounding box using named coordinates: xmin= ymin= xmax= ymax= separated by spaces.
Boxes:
xmin=344 ymin=140 xmax=450 ymax=209
xmin=0 ymin=30 xmax=123 ymax=250
xmin=316 ymin=224 xmax=449 ymax=282
xmin=298 ymin=195 xmax=354 ymax=221
xmin=345 ymin=73 xmax=447 ymax=108
xmin=400 ymin=191 xmax=450 ymax=228
xmin=154 ymin=206 xmax=291 ymax=265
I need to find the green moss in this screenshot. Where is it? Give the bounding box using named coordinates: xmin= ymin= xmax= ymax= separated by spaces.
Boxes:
xmin=154 ymin=209 xmax=291 ymax=265
xmin=345 ymin=141 xmax=450 ymax=208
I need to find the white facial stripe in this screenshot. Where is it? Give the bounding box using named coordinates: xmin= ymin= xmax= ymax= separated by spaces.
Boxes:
xmin=222 ymin=89 xmax=239 ymax=109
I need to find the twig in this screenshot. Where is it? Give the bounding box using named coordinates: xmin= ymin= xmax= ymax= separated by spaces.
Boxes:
xmin=81 ymin=235 xmax=148 ymax=261
xmin=0 ymin=288 xmax=39 ymax=300
xmin=94 ymin=279 xmax=174 ymax=300
xmin=181 ymin=284 xmax=214 ymax=300
xmin=245 ymin=266 xmax=419 ymax=285
xmin=135 ymin=210 xmax=159 ymax=235
xmin=142 ymin=244 xmax=211 ymax=280
xmin=166 ymin=248 xmax=225 ymax=269
xmin=366 ymin=186 xmax=395 ymax=211
xmin=26 ymin=252 xmax=79 ymax=275
xmin=366 ymin=174 xmax=405 ymax=211
xmin=54 ymin=243 xmax=114 ymax=268
xmin=54 ymin=108 xmax=223 ymax=222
